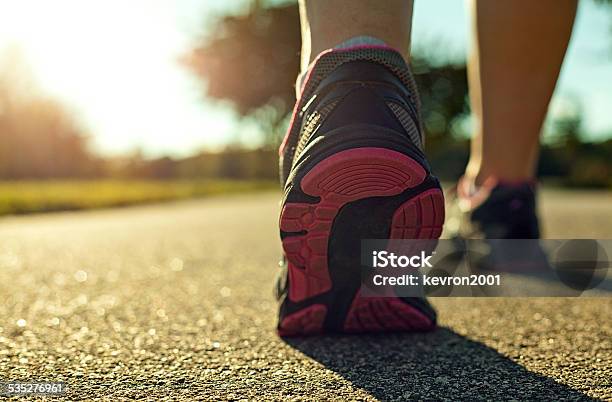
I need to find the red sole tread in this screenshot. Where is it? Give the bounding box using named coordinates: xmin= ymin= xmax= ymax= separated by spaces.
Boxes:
xmin=278 ymin=147 xmax=444 ymax=335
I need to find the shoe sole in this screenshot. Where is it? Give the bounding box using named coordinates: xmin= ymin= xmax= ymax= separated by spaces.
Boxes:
xmin=278 ymin=147 xmax=444 ymax=336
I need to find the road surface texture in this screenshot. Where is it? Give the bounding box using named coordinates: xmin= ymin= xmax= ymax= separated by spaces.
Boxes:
xmin=1 ymin=189 xmax=611 ymax=401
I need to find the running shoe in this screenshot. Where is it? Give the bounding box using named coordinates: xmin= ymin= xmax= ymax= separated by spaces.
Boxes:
xmin=446 ymin=177 xmax=541 ymax=239
xmin=275 ymin=46 xmax=445 ymax=336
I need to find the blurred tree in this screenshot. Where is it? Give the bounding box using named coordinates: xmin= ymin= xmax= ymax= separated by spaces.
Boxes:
xmin=0 ymin=48 xmax=100 ymax=179
xmin=543 ymin=106 xmax=612 ymax=187
xmin=412 ymin=59 xmax=469 ymax=141
xmin=184 ymin=2 xmax=301 ymax=146
xmin=184 ymin=2 xmax=470 ymax=149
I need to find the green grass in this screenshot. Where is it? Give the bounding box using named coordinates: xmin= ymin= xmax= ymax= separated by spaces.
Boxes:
xmin=0 ymin=179 xmax=278 ymax=216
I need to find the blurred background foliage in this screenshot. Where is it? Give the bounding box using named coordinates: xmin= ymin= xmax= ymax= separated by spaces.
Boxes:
xmin=0 ymin=0 xmax=610 ymax=206
xmin=0 ymin=48 xmax=102 ymax=179
xmin=186 ymin=0 xmax=611 ymax=188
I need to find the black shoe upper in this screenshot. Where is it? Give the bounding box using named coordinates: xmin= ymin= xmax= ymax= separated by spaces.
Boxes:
xmin=450 ymin=182 xmax=541 ymax=239
xmin=471 ymin=183 xmax=541 ymax=239
xmin=279 ymin=47 xmax=424 ymax=187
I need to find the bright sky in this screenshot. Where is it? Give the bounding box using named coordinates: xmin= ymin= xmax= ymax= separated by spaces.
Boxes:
xmin=0 ymin=0 xmax=610 ymax=157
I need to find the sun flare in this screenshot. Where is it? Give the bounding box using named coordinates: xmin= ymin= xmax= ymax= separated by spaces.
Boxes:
xmin=0 ymin=0 xmax=237 ymax=156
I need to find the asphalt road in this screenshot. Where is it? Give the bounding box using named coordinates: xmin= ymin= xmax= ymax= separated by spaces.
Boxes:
xmin=0 ymin=190 xmax=611 ymax=401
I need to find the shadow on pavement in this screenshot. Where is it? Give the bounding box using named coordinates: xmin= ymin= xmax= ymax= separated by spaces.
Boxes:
xmin=284 ymin=327 xmax=596 ymax=401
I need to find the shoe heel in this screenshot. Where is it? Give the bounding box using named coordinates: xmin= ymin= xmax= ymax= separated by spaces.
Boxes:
xmin=278 ymin=147 xmax=443 ymax=336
